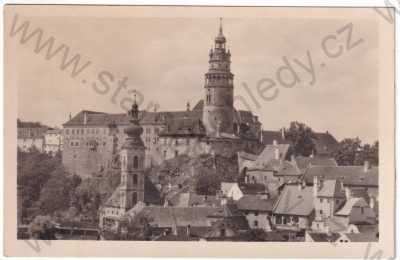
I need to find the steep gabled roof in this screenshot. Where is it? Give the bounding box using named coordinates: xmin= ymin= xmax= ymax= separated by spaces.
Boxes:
xmin=132 ymin=206 xmax=219 ymax=228
xmin=335 ymin=197 xmax=369 ymax=216
xmin=261 ymin=130 xmax=290 ymax=145
xmin=303 ymin=165 xmax=378 ymax=187
xmin=236 ymin=195 xmax=275 ymax=212
xmin=273 ymin=184 xmax=314 ymax=216
xmin=261 ymin=130 xmax=339 ymax=156
xmin=317 ymin=179 xmax=346 ymax=198
xmin=313 ymin=132 xmax=339 ymax=155
xmin=254 ymin=144 xmax=291 ymax=167
xmin=294 ymin=156 xmax=337 ymax=171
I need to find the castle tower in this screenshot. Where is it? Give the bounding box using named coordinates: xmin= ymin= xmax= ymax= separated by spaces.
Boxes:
xmin=203 ymin=18 xmax=234 ymax=136
xmin=119 ymin=98 xmax=145 ymax=211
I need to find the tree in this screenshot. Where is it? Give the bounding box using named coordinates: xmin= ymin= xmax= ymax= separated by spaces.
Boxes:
xmin=334 ymin=138 xmax=362 ymax=165
xmin=334 ymin=138 xmax=379 ymax=166
xmin=285 ymin=121 xmax=315 ymax=156
xmin=37 ymin=166 xmax=81 ymax=215
xmin=354 ymin=140 xmax=379 ymax=166
xmin=195 ymin=171 xmax=222 ymax=195
xmin=29 ymin=215 xmax=56 ymax=240
xmin=17 ymin=148 xmax=63 ymax=222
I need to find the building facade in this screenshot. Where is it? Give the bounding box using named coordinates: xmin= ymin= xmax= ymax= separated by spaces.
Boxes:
xmin=44 ymin=128 xmax=63 ymax=154
xmin=61 ymin=21 xmax=263 ymax=177
xmin=17 ymin=120 xmax=48 ymax=152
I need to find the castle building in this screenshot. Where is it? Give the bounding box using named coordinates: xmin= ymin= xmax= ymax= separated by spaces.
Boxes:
xmin=61 ymin=20 xmax=263 ymax=177
xmin=99 ymin=100 xmax=146 ymax=231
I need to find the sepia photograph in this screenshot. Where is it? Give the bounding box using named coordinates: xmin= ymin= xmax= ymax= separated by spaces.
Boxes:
xmin=3 ymin=4 xmax=396 ymax=258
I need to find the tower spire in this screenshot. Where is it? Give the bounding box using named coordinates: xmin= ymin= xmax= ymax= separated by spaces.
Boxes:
xmin=219 ymin=17 xmax=223 ymax=35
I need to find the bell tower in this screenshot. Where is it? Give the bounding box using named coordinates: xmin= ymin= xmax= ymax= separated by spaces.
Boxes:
xmin=119 ymin=97 xmax=145 ymax=211
xmin=203 ymin=18 xmax=234 ymax=136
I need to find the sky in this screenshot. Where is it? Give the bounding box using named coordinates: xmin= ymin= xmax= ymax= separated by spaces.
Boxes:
xmin=9 ymin=7 xmax=380 ymax=144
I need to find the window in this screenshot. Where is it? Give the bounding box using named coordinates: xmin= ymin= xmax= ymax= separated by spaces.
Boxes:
xmin=220 ymin=228 xmax=226 ymax=237
xmin=361 ymin=207 xmax=364 ymax=214
xmin=292 ymin=216 xmax=299 ymax=223
xmin=132 ymin=192 xmax=138 ymax=205
xmin=133 ymin=156 xmax=139 ymax=169
xmin=133 ymin=174 xmax=138 ymax=185
xmin=319 ymin=210 xmax=323 ymax=215
xmin=163 ymin=150 xmax=167 ymax=157
xmin=254 ymin=212 xmax=259 ymax=217
xmin=254 ymin=220 xmax=258 ymax=227
xmin=175 ymin=150 xmax=178 ymax=157
xmin=72 ymin=129 xmax=75 ymax=135
xmin=65 ymin=129 xmax=69 ymax=135
xmin=175 ymin=140 xmax=179 ymax=146
xmin=276 ymin=215 xmax=282 ymax=224
xmin=320 ymin=198 xmax=323 ymax=203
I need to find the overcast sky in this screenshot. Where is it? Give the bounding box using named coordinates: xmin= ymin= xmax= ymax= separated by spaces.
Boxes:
xmin=11 ymin=8 xmax=380 ymax=143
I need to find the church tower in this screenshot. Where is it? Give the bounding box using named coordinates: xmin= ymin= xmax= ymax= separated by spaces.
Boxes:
xmin=119 ymin=98 xmax=145 ymax=211
xmin=203 ymin=18 xmax=234 ymax=136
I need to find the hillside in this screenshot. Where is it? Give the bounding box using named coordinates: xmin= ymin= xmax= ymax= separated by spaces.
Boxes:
xmin=147 ymin=153 xmax=239 ymax=197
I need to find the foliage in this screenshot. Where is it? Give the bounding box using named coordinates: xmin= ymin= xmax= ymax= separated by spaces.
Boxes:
xmin=37 ymin=166 xmax=81 ymax=215
xmin=29 ymin=215 xmax=56 ymax=240
xmin=17 ymin=148 xmax=63 ymax=222
xmin=284 ymin=122 xmax=315 ymax=156
xmin=334 ymin=138 xmax=379 ymax=166
xmin=195 ymin=170 xmax=223 ymax=195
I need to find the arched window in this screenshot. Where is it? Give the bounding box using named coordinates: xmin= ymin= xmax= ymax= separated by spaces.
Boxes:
xmin=132 ymin=174 xmax=138 ymax=185
xmin=133 ymin=156 xmax=139 ymax=169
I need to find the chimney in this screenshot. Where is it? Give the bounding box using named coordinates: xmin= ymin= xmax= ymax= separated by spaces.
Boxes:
xmin=369 ymin=196 xmax=375 ymax=209
xmin=69 ymin=112 xmax=72 ymax=120
xmin=221 ymin=197 xmax=227 ymax=205
xmin=345 ymin=187 xmax=352 ymax=200
xmin=281 ymin=128 xmax=286 ymax=140
xmin=83 ymin=111 xmax=87 ymax=125
xmin=298 ymin=182 xmax=303 ymax=191
xmin=313 ymin=176 xmax=319 ymax=197
xmin=186 ymin=225 xmax=191 ymax=237
xmin=363 ymin=161 xmax=370 ymax=172
xmin=186 ymin=101 xmax=190 ymax=112
xmin=274 ymin=147 xmax=280 ymax=160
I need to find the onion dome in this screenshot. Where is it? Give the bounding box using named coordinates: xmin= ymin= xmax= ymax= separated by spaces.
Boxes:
xmin=122 ymin=97 xmax=144 ymax=148
xmin=215 ymin=17 xmax=226 ymax=43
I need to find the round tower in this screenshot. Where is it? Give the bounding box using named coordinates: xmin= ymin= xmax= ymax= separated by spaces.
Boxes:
xmin=203 ymin=18 xmax=234 ymax=136
xmin=119 ymin=98 xmax=145 ymax=211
